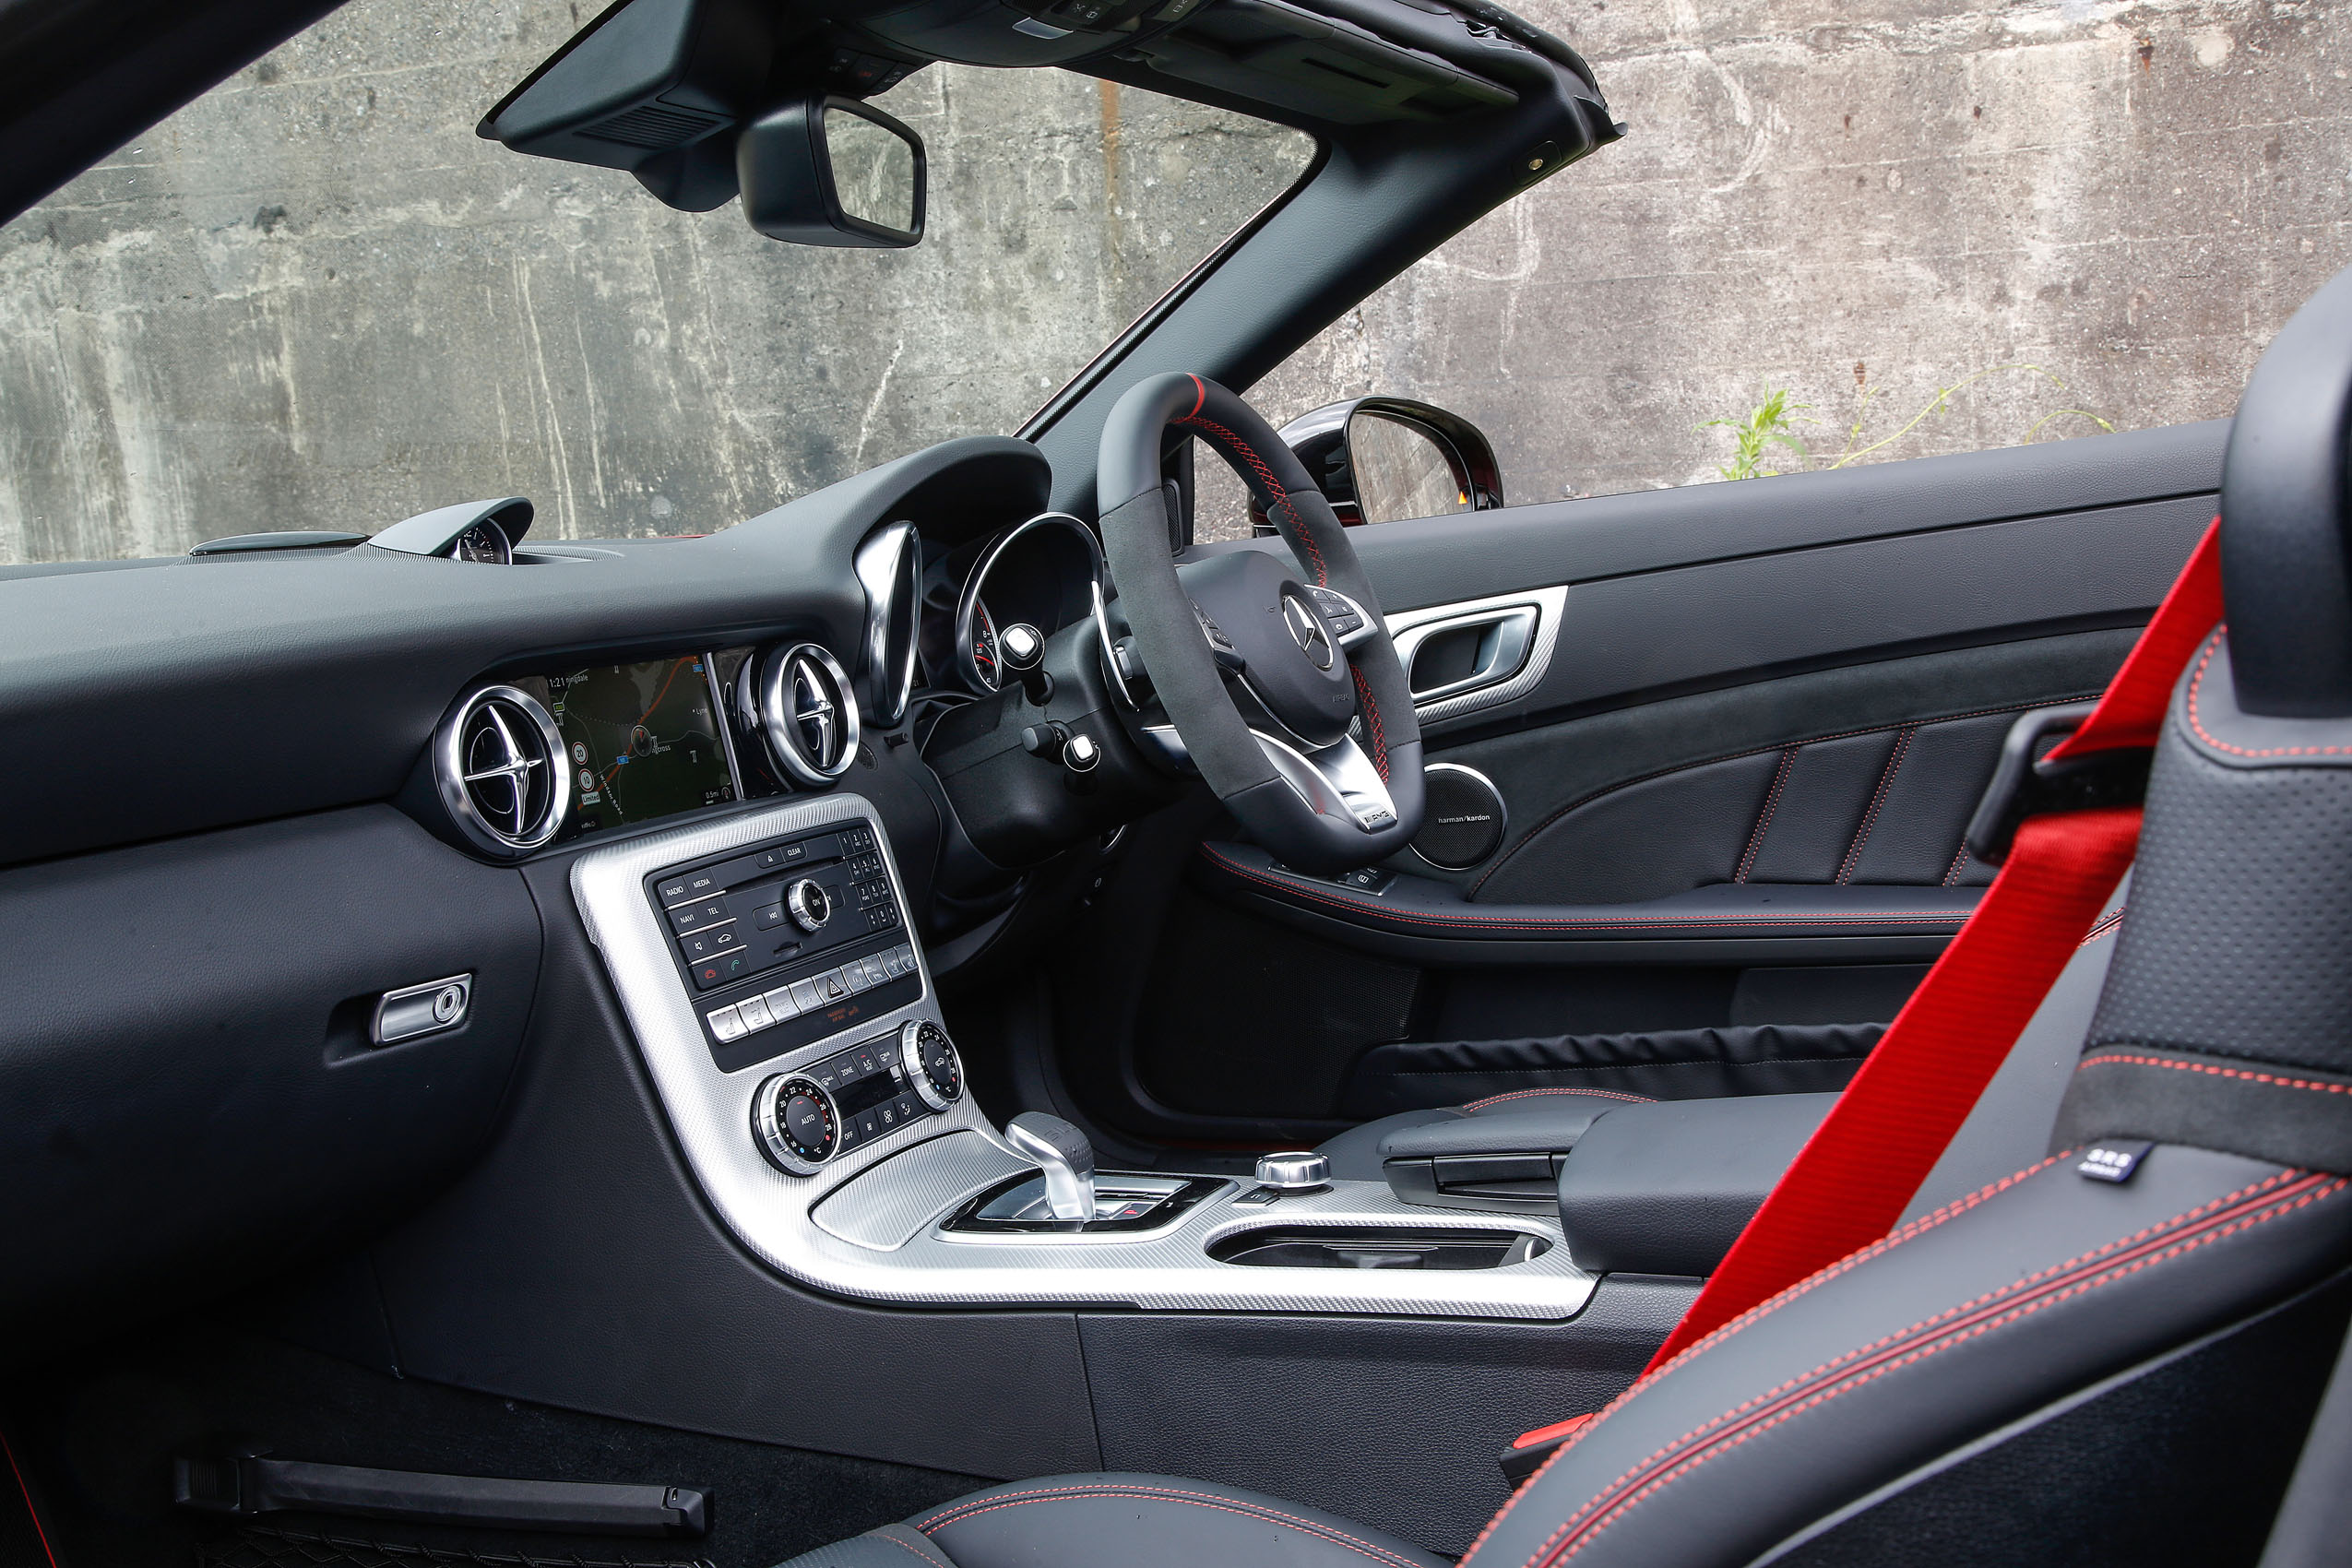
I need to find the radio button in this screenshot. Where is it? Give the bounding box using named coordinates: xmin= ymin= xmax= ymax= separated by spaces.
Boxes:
xmin=658 ymin=877 xmax=693 ymax=904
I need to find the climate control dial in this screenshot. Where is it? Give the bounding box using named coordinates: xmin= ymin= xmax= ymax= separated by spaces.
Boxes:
xmin=752 ymin=1074 xmax=839 ymax=1175
xmin=904 ymin=1020 xmax=964 ymax=1111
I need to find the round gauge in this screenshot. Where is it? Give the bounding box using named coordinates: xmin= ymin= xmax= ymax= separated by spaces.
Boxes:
xmin=454 ymin=518 xmax=512 ymax=564
xmin=970 ymin=601 xmax=1000 ymax=691
xmin=953 ymin=513 xmax=1106 ymax=695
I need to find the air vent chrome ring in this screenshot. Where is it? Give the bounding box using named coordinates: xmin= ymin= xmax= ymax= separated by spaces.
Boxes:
xmin=434 ymin=684 xmax=570 ymax=858
xmin=745 ymin=643 xmax=861 ymax=788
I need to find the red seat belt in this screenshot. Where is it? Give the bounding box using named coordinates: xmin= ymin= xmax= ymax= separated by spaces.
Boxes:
xmin=1638 ymin=517 xmax=2227 ymax=1372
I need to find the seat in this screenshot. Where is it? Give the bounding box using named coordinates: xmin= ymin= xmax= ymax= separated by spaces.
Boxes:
xmin=1313 ymin=1087 xmax=1652 ymax=1182
xmin=780 ymin=273 xmax=2352 ymax=1568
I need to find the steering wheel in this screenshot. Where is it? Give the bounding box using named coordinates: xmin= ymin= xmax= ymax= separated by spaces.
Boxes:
xmin=1097 ymin=373 xmax=1424 ymax=873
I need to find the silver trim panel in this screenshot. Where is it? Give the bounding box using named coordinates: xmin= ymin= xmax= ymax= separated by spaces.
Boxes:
xmin=572 ymin=797 xmax=1592 ymax=1318
xmin=852 ymin=520 xmax=922 ymax=728
xmin=1385 ymin=585 xmax=1568 ymax=727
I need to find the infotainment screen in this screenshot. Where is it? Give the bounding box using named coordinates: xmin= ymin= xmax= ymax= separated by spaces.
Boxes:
xmin=533 ymin=657 xmax=738 ymax=834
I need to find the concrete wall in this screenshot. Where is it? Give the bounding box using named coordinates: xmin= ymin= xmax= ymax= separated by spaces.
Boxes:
xmin=6 ymin=0 xmax=2350 ymax=561
xmin=1232 ymin=0 xmax=2352 ymax=527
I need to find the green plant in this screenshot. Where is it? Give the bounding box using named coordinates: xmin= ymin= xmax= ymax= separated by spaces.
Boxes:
xmin=1698 ymin=386 xmax=1815 ymax=480
xmin=1703 ymin=365 xmax=2115 ymax=480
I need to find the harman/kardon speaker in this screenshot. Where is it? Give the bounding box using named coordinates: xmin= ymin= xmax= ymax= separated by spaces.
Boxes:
xmin=1411 ymin=763 xmax=1507 ymax=869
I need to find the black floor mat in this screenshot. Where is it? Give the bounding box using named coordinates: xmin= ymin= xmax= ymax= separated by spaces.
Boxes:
xmin=4 ymin=1322 xmax=985 ymax=1568
xmin=197 ymin=1525 xmax=711 ymax=1568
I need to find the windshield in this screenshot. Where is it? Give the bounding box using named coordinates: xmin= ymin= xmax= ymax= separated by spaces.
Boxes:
xmin=0 ymin=0 xmax=1315 ymax=564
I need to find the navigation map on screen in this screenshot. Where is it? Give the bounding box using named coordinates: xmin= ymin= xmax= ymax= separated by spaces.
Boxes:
xmin=546 ymin=658 xmax=735 ymax=833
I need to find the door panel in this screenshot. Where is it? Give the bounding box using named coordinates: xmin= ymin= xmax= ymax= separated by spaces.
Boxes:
xmin=1064 ymin=424 xmax=2218 ymax=1142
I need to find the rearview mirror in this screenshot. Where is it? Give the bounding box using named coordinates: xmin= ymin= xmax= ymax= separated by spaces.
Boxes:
xmin=1265 ymin=397 xmax=1503 ymax=529
xmin=739 ymin=94 xmax=926 ymax=248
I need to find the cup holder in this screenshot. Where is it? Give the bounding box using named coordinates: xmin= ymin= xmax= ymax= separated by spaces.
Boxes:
xmin=1207 ymin=1225 xmax=1551 ymax=1271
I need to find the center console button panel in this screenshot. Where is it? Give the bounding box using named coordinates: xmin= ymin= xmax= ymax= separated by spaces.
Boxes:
xmin=646 ymin=822 xmax=919 ymax=1072
xmin=752 ymin=1022 xmax=961 ymax=1173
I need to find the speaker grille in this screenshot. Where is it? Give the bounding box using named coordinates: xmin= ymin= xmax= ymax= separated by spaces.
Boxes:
xmin=1412 ymin=763 xmax=1506 ymax=869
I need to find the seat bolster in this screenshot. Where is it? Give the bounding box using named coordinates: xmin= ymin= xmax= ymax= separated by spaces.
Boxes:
xmin=881 ymin=1472 xmax=1451 ymax=1568
xmin=778 ymin=1523 xmax=956 ymax=1568
xmin=1462 ymin=1145 xmax=2352 ymax=1568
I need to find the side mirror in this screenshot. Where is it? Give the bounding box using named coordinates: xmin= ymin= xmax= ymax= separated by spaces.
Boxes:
xmin=738 ymin=94 xmax=926 ymax=248
xmin=1264 ymin=397 xmax=1504 ymax=529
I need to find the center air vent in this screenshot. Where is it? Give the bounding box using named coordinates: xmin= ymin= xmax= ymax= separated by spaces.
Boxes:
xmin=434 ymin=685 xmax=571 ymax=857
xmin=742 ymin=643 xmax=861 ymax=789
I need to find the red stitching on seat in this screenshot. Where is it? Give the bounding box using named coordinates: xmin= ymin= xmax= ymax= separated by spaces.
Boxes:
xmin=873 ymin=1528 xmax=956 ymax=1568
xmin=1941 ymin=844 xmax=1971 ymax=886
xmin=2078 ymin=905 xmax=2127 ymax=946
xmin=1460 ymin=1087 xmax=1656 ymax=1111
xmin=1456 ymin=1156 xmax=2065 ymax=1564
xmin=2184 ymin=627 xmax=2352 ymax=756
xmin=918 ymin=1484 xmax=1428 ymax=1568
xmin=1505 ymin=1171 xmax=2342 ymax=1567
xmin=1200 ymin=845 xmax=1970 ymax=933
xmin=1735 ymin=747 xmax=1800 ymax=885
xmin=1353 ymin=667 xmax=1390 ymax=778
xmin=2078 ymin=1052 xmax=2352 ymax=1096
xmin=1836 ymin=724 xmax=1915 ymax=885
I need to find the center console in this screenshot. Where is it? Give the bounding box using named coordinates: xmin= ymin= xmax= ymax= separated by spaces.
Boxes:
xmin=572 ymin=795 xmax=1590 ymax=1321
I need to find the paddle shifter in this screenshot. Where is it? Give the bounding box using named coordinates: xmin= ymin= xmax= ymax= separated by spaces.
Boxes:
xmin=1005 ymin=1111 xmax=1097 ymax=1221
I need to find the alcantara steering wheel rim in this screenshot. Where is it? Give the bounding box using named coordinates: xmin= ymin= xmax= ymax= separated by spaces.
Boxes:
xmin=1095 ymin=372 xmax=1424 ymax=873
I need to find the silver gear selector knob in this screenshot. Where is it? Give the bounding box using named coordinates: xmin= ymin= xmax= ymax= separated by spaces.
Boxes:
xmin=1006 ymin=1111 xmax=1097 ymax=1222
xmin=1254 ymin=1151 xmax=1331 ymax=1192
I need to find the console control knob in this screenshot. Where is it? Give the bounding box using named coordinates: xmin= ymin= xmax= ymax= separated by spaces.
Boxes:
xmin=752 ymin=1074 xmax=838 ymax=1175
xmin=785 ymin=877 xmax=832 ymax=933
xmin=1253 ymin=1151 xmax=1331 ymax=1192
xmin=904 ymin=1020 xmax=964 ymax=1111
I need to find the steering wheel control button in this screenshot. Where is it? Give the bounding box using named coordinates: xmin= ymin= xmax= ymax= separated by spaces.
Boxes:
xmin=1254 ymin=1151 xmax=1333 ymax=1192
xmin=905 ymin=1020 xmax=964 ymax=1110
xmin=786 ymin=877 xmax=832 ymax=932
xmin=753 ymin=1074 xmax=840 ymax=1175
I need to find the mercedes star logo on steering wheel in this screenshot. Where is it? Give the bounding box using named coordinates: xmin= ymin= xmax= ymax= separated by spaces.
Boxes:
xmin=1282 ymin=593 xmax=1335 ymax=671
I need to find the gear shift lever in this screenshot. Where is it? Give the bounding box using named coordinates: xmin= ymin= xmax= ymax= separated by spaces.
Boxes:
xmin=1005 ymin=1112 xmax=1097 ymax=1222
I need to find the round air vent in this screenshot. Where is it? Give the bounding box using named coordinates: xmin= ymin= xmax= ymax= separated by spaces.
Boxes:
xmin=742 ymin=643 xmax=861 ymax=788
xmin=434 ymin=685 xmax=570 ymax=857
xmin=1411 ymin=762 xmax=1506 ymax=870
